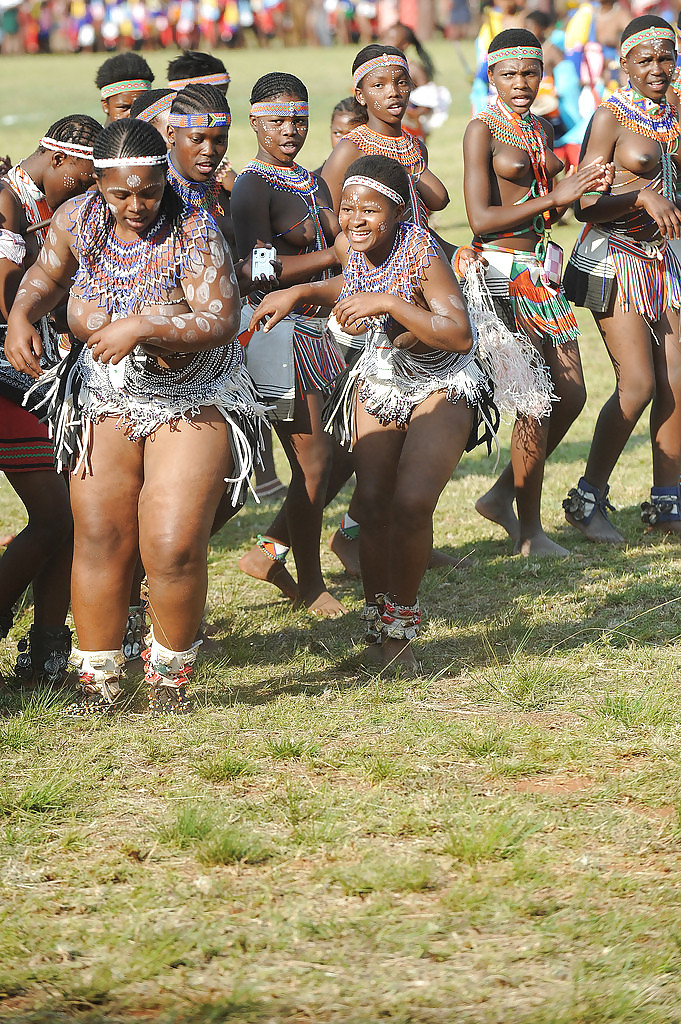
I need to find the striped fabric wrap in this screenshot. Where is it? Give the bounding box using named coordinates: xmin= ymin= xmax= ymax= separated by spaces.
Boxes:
xmin=476 ymin=244 xmax=579 ymax=346
xmin=564 ymin=224 xmax=681 ymax=320
xmin=0 ymin=396 xmax=53 ymax=473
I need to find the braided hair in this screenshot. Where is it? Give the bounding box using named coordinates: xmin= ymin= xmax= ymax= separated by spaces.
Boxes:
xmin=169 ymin=82 xmax=231 ymax=119
xmin=167 ymin=50 xmax=229 ymax=92
xmin=250 ymin=72 xmax=308 ymax=105
xmin=344 ymin=154 xmax=410 ymax=207
xmin=352 ymin=43 xmax=407 ymax=81
xmin=95 ymin=52 xmax=154 ymax=90
xmin=38 ymin=114 xmax=103 ymax=153
xmin=488 ymin=28 xmax=544 ymax=58
xmin=332 ymin=96 xmax=367 ymax=127
xmin=130 ymin=88 xmax=174 ymax=121
xmin=84 ymin=119 xmax=182 ymax=259
xmin=621 ymin=14 xmax=677 ymax=48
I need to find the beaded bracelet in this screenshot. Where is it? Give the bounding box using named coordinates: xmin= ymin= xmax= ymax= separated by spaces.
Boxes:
xmin=582 ymin=190 xmax=606 ymax=197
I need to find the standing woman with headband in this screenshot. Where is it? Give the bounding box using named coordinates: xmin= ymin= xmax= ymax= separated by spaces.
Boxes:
xmin=95 ymin=52 xmax=155 ymax=124
xmin=0 ymin=115 xmax=102 ymax=686
xmin=464 ymin=28 xmax=611 ymax=557
xmin=232 ymin=73 xmax=348 ymax=618
xmin=5 ymin=118 xmax=265 ymax=717
xmin=563 ymin=16 xmax=681 ymax=543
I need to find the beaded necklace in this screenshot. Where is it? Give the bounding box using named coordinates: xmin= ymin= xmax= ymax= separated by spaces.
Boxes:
xmin=475 ymin=97 xmax=551 ymax=251
xmin=239 ymin=158 xmax=318 ymax=197
xmin=167 ymin=157 xmax=223 ymax=217
xmin=343 ymin=124 xmax=427 ymax=226
xmin=338 ymin=222 xmax=437 ymax=331
xmin=604 ymin=86 xmax=680 ymax=151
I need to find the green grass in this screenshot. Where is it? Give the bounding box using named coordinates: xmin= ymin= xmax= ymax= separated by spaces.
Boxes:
xmin=2 ymin=36 xmax=681 ymax=1024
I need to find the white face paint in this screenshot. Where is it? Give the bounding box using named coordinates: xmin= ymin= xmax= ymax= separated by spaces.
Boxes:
xmin=196 ymin=282 xmax=210 ymax=303
xmin=208 ymin=299 xmax=223 ymax=314
xmin=47 ymin=249 xmax=61 ymax=269
xmin=126 ymin=174 xmax=141 ymax=188
xmin=204 ymin=266 xmax=217 ymax=284
xmin=86 ymin=313 xmax=108 ymax=330
xmin=196 ymin=317 xmax=211 ymax=332
xmin=48 ymin=229 xmax=58 ymax=245
xmin=219 ymin=276 xmax=233 ymax=298
xmin=185 ymin=283 xmax=195 ymax=301
xmin=149 ymin=315 xmax=171 ymax=326
xmin=107 ymin=203 xmax=117 ymax=216
xmin=172 ymin=316 xmax=186 ymax=328
xmin=63 ymin=174 xmax=76 ymax=189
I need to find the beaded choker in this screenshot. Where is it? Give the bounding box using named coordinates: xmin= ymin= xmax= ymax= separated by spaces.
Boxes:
xmin=168 ymin=111 xmax=231 ymax=129
xmin=250 ymin=101 xmax=309 ymax=118
xmin=39 ymin=137 xmax=94 ymax=160
xmin=100 ymin=79 xmax=152 ymax=100
xmin=604 ymin=86 xmax=680 ymax=149
xmin=344 ymin=175 xmax=404 ymax=206
xmin=488 ymin=45 xmax=543 ymax=66
xmin=167 ymin=158 xmax=222 ymax=215
xmin=352 ymin=54 xmax=409 ymax=89
xmin=239 ymin=158 xmax=318 ymax=197
xmin=168 ymin=71 xmax=230 ymax=90
xmin=621 ymin=26 xmax=675 ymax=58
xmin=343 ymin=124 xmax=427 ymax=226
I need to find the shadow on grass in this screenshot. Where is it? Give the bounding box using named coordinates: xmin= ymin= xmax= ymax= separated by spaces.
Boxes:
xmin=0 ymin=998 xmax=274 ymax=1023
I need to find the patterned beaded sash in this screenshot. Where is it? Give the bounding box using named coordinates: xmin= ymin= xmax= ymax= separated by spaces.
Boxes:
xmin=603 ymin=87 xmax=680 ymax=151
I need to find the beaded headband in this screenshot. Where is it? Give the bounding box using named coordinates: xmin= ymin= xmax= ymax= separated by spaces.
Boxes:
xmin=487 ymin=45 xmax=544 ymax=66
xmin=168 ymin=71 xmax=231 ymax=90
xmin=168 ymin=110 xmax=231 ymax=129
xmin=344 ymin=175 xmax=404 ymax=206
xmin=93 ymin=154 xmax=168 ymax=169
xmin=39 ymin=136 xmax=94 ymax=160
xmin=250 ymin=100 xmax=309 ymax=118
xmin=100 ymin=78 xmax=152 ymax=100
xmin=352 ymin=54 xmax=410 ymax=89
xmin=136 ymin=93 xmax=174 ymax=123
xmin=621 ymin=26 xmax=676 ymax=57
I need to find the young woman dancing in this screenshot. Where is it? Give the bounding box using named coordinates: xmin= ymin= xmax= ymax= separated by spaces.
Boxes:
xmin=464 ymin=28 xmax=611 ymax=556
xmin=250 ymin=155 xmax=496 ymax=672
xmin=232 ymin=72 xmax=348 ymax=618
xmin=0 ymin=115 xmax=102 ymax=686
xmin=563 ymin=16 xmax=681 ymax=542
xmin=5 ymin=118 xmax=266 ymax=717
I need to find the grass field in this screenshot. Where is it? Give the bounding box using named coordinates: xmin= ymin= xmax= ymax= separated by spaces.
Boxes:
xmin=3 ymin=40 xmax=681 ymax=1024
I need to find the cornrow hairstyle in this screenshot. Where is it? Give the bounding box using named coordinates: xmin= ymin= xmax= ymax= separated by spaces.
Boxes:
xmin=130 ymin=88 xmax=174 ymax=121
xmin=621 ymin=13 xmax=676 ymax=45
xmin=488 ymin=28 xmax=543 ymax=55
xmin=95 ymin=52 xmax=154 ymax=90
xmin=167 ymin=50 xmax=229 ymax=92
xmin=84 ymin=119 xmax=182 ymax=258
xmin=170 ymin=82 xmax=231 ymax=118
xmin=250 ymin=72 xmax=308 ymax=105
xmin=351 ymin=43 xmax=407 ymax=77
xmin=344 ymin=154 xmax=410 ymax=207
xmin=391 ymin=23 xmax=435 ymax=81
xmin=332 ymin=95 xmax=368 ymax=126
xmin=38 ymin=114 xmax=103 ymax=153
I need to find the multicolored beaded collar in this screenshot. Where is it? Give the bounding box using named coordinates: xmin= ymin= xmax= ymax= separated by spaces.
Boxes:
xmin=352 ymin=54 xmax=410 ymax=89
xmin=344 ymin=175 xmax=404 ymax=206
xmin=621 ymin=26 xmax=675 ymax=58
xmin=167 ymin=158 xmax=223 ymax=216
xmin=239 ymin=158 xmax=317 ymax=197
xmin=168 ymin=71 xmax=230 ymax=90
xmin=136 ymin=93 xmax=174 ymax=123
xmin=168 ymin=111 xmax=231 ymax=129
xmin=100 ymin=79 xmax=152 ymax=100
xmin=604 ymin=85 xmax=680 ymax=149
xmin=487 ymin=45 xmax=543 ymax=66
xmin=250 ymin=101 xmax=309 ymax=118
xmin=39 ymin=137 xmax=94 ymax=160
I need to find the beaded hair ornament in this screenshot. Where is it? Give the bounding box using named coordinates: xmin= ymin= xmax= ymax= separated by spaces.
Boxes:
xmin=344 ymin=175 xmax=404 ymax=206
xmin=168 ymin=71 xmax=230 ymax=90
xmin=487 ymin=45 xmax=543 ymax=66
xmin=39 ymin=137 xmax=94 ymax=160
xmin=100 ymin=79 xmax=152 ymax=99
xmin=93 ymin=154 xmax=168 ymax=168
xmin=352 ymin=54 xmax=410 ymax=89
xmin=137 ymin=94 xmax=174 ymax=123
xmin=168 ymin=111 xmax=231 ymax=128
xmin=250 ymin=101 xmax=309 ymax=118
xmin=621 ymin=26 xmax=675 ymax=58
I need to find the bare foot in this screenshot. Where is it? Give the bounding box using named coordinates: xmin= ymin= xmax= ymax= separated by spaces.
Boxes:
xmin=301 ymin=590 xmax=347 ymax=618
xmin=565 ymin=508 xmax=625 ymax=545
xmin=329 ymin=529 xmax=361 ymax=578
xmin=514 ymin=532 xmax=569 ymax=558
xmin=427 ymin=547 xmax=467 ymax=570
xmin=238 ymin=543 xmax=298 ymax=601
xmin=381 ymin=638 xmax=421 ymax=676
xmin=0 ymin=533 xmax=16 ymax=547
xmin=646 ymin=520 xmax=681 ymax=538
xmin=475 ymin=488 xmax=520 ymax=542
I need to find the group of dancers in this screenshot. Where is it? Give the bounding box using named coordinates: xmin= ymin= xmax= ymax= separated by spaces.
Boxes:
xmin=1 ymin=14 xmax=680 ymax=715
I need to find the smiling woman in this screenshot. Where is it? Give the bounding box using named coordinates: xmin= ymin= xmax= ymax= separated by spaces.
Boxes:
xmin=4 ymin=118 xmax=266 ymax=719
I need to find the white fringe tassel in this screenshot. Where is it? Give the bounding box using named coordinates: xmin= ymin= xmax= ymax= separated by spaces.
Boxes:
xmin=463 ymin=263 xmax=556 ymax=421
